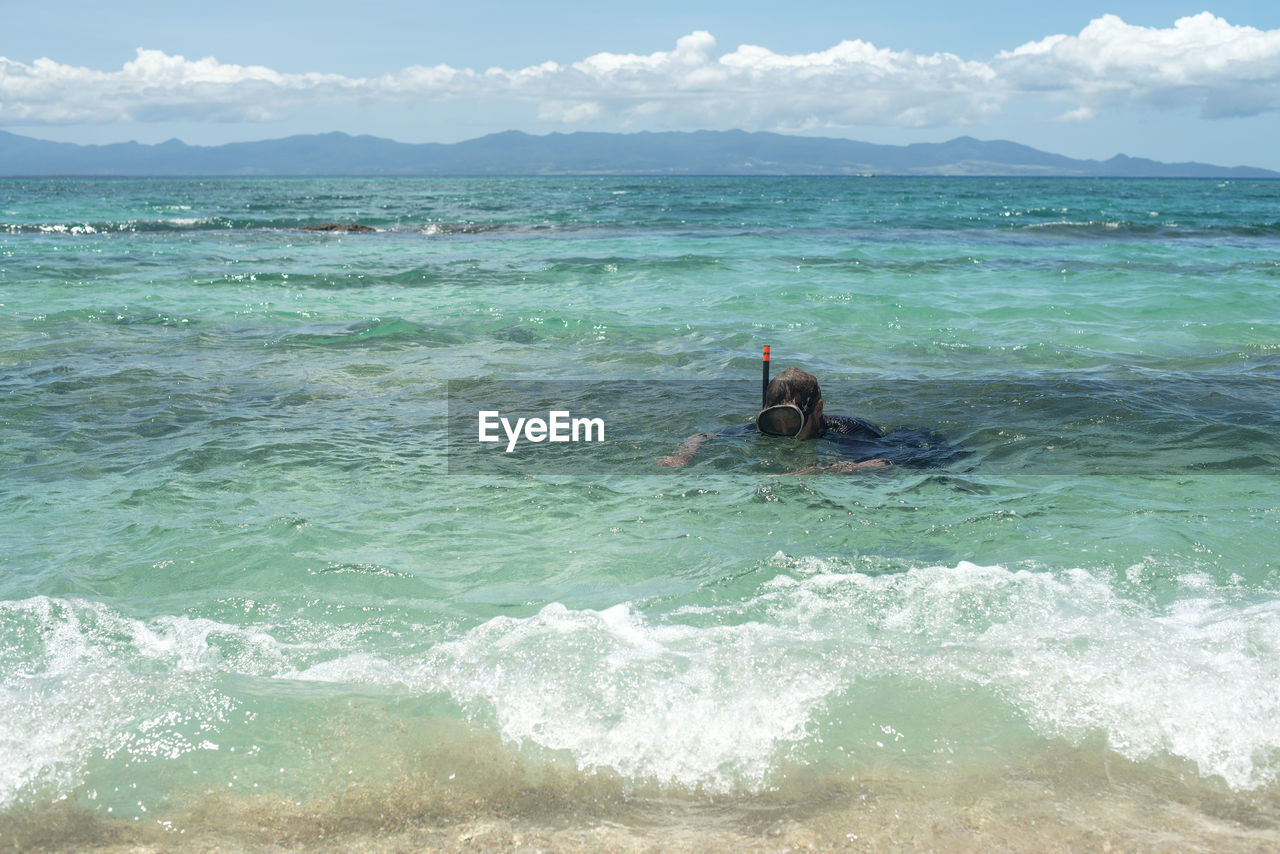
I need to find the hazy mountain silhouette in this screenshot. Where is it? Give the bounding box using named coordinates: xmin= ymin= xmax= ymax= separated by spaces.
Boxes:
xmin=1 ymin=129 xmax=1274 ymax=178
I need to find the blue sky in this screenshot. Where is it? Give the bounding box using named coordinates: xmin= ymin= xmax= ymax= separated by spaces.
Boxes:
xmin=5 ymin=1 xmax=1280 ymax=169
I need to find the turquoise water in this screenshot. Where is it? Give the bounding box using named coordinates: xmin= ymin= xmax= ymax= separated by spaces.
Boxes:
xmin=2 ymin=176 xmax=1279 ymax=850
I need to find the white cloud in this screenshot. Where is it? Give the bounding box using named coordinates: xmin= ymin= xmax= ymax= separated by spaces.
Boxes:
xmin=538 ymin=100 xmax=603 ymax=123
xmin=1057 ymin=106 xmax=1096 ymax=122
xmin=0 ymin=49 xmax=353 ymax=124
xmin=995 ymin=13 xmax=1280 ymax=119
xmin=4 ymin=15 xmax=1280 ymax=131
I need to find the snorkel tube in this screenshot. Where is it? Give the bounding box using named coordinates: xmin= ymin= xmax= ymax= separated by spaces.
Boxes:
xmin=762 ymin=345 xmax=770 ymax=408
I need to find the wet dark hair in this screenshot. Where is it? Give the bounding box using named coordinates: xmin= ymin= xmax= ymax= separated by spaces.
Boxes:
xmin=763 ymin=367 xmax=821 ymax=415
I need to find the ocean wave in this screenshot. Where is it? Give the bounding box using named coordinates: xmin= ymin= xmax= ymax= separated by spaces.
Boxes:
xmin=408 ymin=561 xmax=1280 ymax=792
xmin=0 ymin=597 xmax=280 ymax=809
xmin=2 ymin=218 xmax=230 ymax=234
xmin=417 ymin=601 xmax=838 ymax=792
xmin=0 ymin=219 xmax=578 ymax=238
xmin=1013 ymin=219 xmax=1280 ymax=240
xmin=24 ymin=307 xmax=196 ymax=328
xmin=4 ymin=561 xmax=1278 ymax=809
xmin=8 ymin=215 xmax=1279 ymax=243
xmin=268 ymin=317 xmax=466 ymax=348
xmin=0 ymin=593 xmax=402 ymax=811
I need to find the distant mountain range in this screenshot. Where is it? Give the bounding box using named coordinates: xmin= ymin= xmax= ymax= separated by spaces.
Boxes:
xmin=1 ymin=129 xmax=1275 ymax=178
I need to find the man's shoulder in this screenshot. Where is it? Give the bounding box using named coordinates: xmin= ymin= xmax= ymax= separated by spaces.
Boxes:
xmin=820 ymin=414 xmax=884 ymax=439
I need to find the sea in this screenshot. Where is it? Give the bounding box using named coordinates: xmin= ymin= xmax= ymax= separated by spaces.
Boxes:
xmin=2 ymin=175 xmax=1279 ymax=852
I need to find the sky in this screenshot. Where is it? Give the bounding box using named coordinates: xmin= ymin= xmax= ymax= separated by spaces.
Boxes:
xmin=5 ymin=1 xmax=1280 ymax=169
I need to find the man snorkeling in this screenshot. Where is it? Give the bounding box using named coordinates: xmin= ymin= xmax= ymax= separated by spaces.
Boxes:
xmin=657 ymin=366 xmax=892 ymax=471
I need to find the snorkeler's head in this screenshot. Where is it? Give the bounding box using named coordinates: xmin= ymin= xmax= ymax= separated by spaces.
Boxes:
xmin=757 ymin=367 xmax=823 ymax=439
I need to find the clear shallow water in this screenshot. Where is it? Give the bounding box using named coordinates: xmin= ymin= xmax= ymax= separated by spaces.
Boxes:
xmin=2 ymin=176 xmax=1279 ymax=850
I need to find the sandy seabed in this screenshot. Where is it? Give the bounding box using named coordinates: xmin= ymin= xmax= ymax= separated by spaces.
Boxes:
xmin=7 ymin=747 xmax=1279 ymax=854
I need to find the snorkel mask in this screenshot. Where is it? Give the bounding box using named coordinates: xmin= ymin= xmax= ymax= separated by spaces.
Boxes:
xmin=757 ymin=402 xmax=807 ymax=437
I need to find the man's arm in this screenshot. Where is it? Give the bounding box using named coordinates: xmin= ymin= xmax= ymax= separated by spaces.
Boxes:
xmin=657 ymin=432 xmax=715 ymax=468
xmin=770 ymin=458 xmax=893 ymax=476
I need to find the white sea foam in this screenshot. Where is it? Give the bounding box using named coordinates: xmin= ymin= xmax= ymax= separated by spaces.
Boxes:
xmin=0 ymin=597 xmax=289 ymax=808
xmin=405 ymin=560 xmax=1280 ymax=792
xmin=283 ymin=652 xmax=407 ymax=684
xmin=768 ymin=560 xmax=1280 ymax=790
xmin=4 ymin=563 xmax=1279 ymax=806
xmin=35 ymin=223 xmax=98 ymax=234
xmin=415 ymin=602 xmax=840 ymax=791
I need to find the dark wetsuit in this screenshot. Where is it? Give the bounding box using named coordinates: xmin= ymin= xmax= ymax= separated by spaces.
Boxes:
xmin=817 ymin=414 xmax=883 ymax=440
xmin=809 ymin=415 xmax=889 ymax=463
xmin=736 ymin=413 xmax=961 ymax=468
